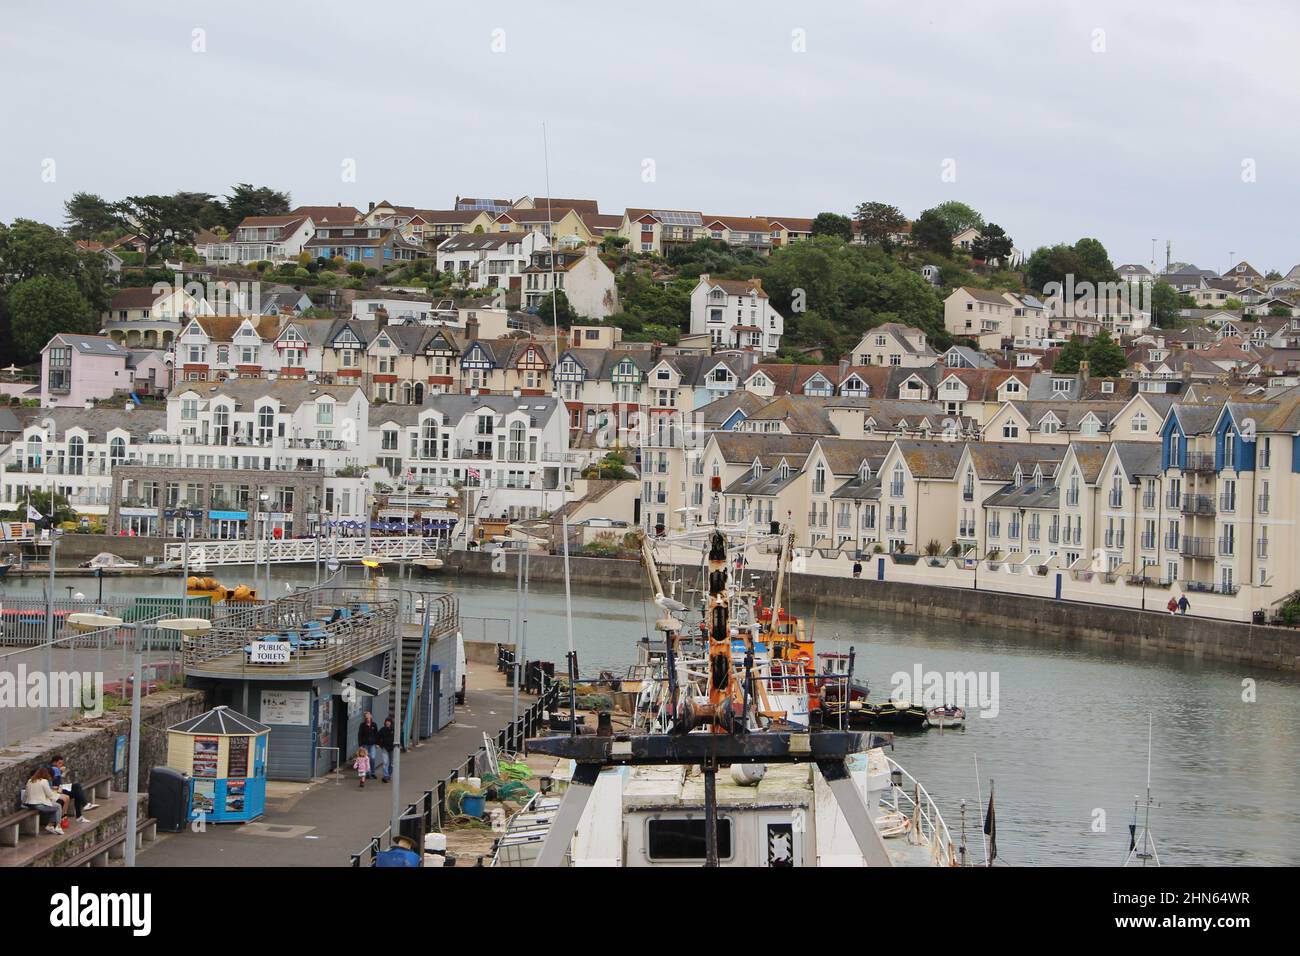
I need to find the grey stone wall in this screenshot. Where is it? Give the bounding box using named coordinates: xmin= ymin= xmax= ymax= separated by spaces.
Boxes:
xmin=1 ymin=688 xmax=208 ymax=808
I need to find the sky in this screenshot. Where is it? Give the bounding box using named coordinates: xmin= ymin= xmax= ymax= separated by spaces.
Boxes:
xmin=3 ymin=0 xmax=1300 ymax=273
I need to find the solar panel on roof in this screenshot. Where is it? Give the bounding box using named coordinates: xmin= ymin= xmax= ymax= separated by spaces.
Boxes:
xmin=652 ymin=210 xmax=702 ymax=227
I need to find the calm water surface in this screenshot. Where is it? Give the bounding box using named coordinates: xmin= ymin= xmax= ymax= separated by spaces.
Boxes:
xmin=7 ymin=566 xmax=1298 ymax=866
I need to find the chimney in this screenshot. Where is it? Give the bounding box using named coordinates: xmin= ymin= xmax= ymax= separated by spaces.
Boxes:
xmin=1182 ymin=362 xmax=1192 ymax=385
xmin=368 ymin=201 xmax=375 ymax=212
xmin=699 ymin=273 xmax=710 ymax=287
xmin=465 ymin=315 xmax=479 ymax=343
xmin=838 ymin=357 xmax=850 ymax=378
xmin=512 ymin=386 xmax=521 ymax=398
xmin=1079 ymin=359 xmax=1090 ymax=379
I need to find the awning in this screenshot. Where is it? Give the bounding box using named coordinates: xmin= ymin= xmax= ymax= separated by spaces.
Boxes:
xmin=332 ymin=669 xmax=392 ymax=697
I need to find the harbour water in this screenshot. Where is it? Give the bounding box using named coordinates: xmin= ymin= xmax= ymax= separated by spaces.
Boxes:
xmin=6 ymin=565 xmax=1299 ymax=866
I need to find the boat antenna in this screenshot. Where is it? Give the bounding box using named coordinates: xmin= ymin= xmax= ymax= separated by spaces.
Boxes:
xmin=538 ymin=121 xmax=579 ymax=730
xmin=1124 ymin=713 xmax=1161 ymax=866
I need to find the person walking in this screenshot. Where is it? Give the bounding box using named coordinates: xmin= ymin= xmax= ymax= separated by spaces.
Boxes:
xmin=852 ymin=561 xmax=862 ymax=579
xmin=357 ymin=711 xmax=380 ymax=780
xmin=351 ymin=748 xmax=370 ymax=788
xmin=377 ymin=718 xmax=395 ymax=784
xmin=1167 ymin=596 xmax=1178 ymax=615
xmin=1178 ymin=594 xmax=1190 ymax=616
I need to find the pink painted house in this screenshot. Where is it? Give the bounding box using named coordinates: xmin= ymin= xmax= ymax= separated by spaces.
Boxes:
xmin=39 ymin=333 xmax=164 ymax=408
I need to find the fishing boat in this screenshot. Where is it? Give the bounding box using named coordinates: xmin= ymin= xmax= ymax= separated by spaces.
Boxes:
xmin=826 ymin=697 xmax=930 ymax=731
xmin=492 ymin=525 xmax=960 ymax=867
xmin=0 ymin=560 xmax=11 ymax=579
xmin=926 ymin=704 xmax=966 ymax=730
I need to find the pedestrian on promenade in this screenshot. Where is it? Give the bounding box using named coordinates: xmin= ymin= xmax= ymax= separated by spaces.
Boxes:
xmin=1178 ymin=594 xmax=1190 ymax=615
xmin=357 ymin=711 xmax=380 ymax=779
xmin=1167 ymin=596 xmax=1178 ymax=615
xmin=377 ymin=718 xmax=395 ymax=784
xmin=48 ymin=755 xmax=97 ymax=823
xmin=352 ymin=748 xmax=370 ymax=788
xmin=23 ymin=768 xmax=64 ymax=833
xmin=852 ymin=561 xmax=862 ymax=579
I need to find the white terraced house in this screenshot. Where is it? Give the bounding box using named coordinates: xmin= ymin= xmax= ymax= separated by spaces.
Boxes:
xmin=104 ymin=380 xmax=371 ymax=538
xmin=367 ymin=393 xmax=576 ymax=526
xmin=0 ymin=408 xmax=168 ymax=524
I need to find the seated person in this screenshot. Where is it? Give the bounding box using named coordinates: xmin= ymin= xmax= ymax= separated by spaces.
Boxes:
xmin=22 ymin=768 xmax=64 ymax=834
xmin=48 ymin=755 xmax=97 ymax=821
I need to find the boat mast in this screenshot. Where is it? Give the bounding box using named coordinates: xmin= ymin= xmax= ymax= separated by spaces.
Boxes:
xmin=1125 ymin=714 xmax=1161 ymax=867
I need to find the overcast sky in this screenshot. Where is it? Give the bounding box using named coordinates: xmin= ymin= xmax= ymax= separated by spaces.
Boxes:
xmin=4 ymin=0 xmax=1299 ymax=273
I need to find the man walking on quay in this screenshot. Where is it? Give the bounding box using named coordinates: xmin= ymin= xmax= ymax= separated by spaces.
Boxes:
xmin=377 ymin=717 xmax=395 ymax=784
xmin=357 ymin=711 xmax=380 ymax=780
xmin=1178 ymin=594 xmax=1190 ymax=616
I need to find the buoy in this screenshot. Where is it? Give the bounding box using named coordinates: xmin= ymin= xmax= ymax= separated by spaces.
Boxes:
xmin=730 ymin=764 xmax=766 ymax=787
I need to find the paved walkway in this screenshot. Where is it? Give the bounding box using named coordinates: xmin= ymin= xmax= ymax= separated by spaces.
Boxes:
xmin=138 ymin=669 xmax=535 ymax=867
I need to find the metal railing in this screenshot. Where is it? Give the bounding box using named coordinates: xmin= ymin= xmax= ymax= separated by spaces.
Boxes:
xmin=1180 ymin=536 xmax=1214 ymax=559
xmin=1182 ymin=494 xmax=1216 ymax=516
xmin=162 ymin=534 xmax=438 ymax=566
xmin=1183 ymin=452 xmax=1216 ymax=472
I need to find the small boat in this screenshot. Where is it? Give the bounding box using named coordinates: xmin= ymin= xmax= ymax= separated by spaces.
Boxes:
xmin=926 ymin=704 xmax=966 ymax=730
xmin=413 ymin=557 xmax=444 ymax=574
xmin=79 ymin=552 xmax=139 ymax=572
xmin=875 ymin=808 xmax=914 ymax=839
xmin=829 ymin=698 xmax=930 ymax=731
xmin=0 ymin=562 xmax=11 ymax=579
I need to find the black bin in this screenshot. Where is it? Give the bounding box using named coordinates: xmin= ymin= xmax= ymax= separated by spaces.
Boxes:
xmin=148 ymin=767 xmax=191 ymax=832
xmin=397 ymin=810 xmax=425 ymax=857
xmin=1252 ymin=610 xmax=1266 ymax=625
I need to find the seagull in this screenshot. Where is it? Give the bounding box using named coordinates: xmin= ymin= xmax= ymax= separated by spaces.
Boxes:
xmin=654 ymin=593 xmax=688 ymax=614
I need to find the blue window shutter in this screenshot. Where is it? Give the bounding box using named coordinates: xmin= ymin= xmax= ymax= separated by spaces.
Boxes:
xmin=1161 ymin=434 xmax=1170 ymax=472
xmin=1292 ymin=436 xmax=1300 ymax=473
xmin=1215 ymin=426 xmax=1225 ymax=471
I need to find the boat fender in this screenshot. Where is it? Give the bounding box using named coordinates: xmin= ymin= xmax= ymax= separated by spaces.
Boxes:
xmin=730 ymin=763 xmax=766 ymax=787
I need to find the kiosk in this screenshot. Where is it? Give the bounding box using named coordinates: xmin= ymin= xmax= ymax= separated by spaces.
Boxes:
xmin=166 ymin=705 xmax=270 ymax=823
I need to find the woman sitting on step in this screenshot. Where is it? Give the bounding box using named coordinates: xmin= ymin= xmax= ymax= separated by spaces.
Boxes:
xmin=22 ymin=768 xmax=63 ymax=834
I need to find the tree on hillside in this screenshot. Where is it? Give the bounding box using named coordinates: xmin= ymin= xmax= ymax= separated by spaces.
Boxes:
xmin=754 ymin=236 xmax=947 ymax=358
xmin=534 ymin=289 xmax=576 ymax=326
xmin=971 ymin=222 xmax=1013 ymax=266
xmin=1149 ymin=280 xmax=1183 ymax=328
xmin=8 ymin=276 xmax=96 ymax=361
xmin=1026 ymin=239 xmax=1118 ymax=296
xmin=221 ymin=184 xmax=291 ymax=230
xmin=1052 ymin=337 xmax=1088 ymax=374
xmin=929 ymin=201 xmax=984 ymax=236
xmin=1086 ymin=330 xmax=1128 ymax=378
xmin=113 ymin=195 xmax=197 ymax=263
xmin=811 ymin=212 xmax=852 ymax=241
xmin=0 ymin=219 xmax=82 ymax=280
xmin=64 ymin=193 xmax=120 ymax=240
xmin=911 ymin=208 xmax=954 ymax=256
xmin=853 ymin=202 xmax=906 ymax=246
xmin=173 ymin=192 xmax=225 ymax=231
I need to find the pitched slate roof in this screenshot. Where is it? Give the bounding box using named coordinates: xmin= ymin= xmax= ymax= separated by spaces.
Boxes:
xmin=894 ymin=439 xmax=966 ymax=479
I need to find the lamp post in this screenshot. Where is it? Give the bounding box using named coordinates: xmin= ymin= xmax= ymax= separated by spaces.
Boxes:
xmin=259 ymin=493 xmax=271 ymax=599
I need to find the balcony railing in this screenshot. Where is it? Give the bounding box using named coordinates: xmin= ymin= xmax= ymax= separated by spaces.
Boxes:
xmin=1218 ymin=536 xmax=1236 ymax=556
xmin=1183 ymin=579 xmax=1239 ymax=596
xmin=1065 ymin=490 xmax=1079 ymax=506
xmin=1142 ymin=493 xmax=1157 ymax=510
xmin=1164 ymin=532 xmax=1180 ymax=550
xmin=889 ymin=483 xmax=904 ymax=498
xmin=1108 ymin=490 xmax=1123 ymax=508
xmin=1218 ymin=493 xmax=1237 ymax=513
xmin=1182 ymin=494 xmax=1215 ymax=516
xmin=1257 ymin=494 xmax=1270 ymax=514
xmin=1183 ymin=451 xmax=1216 ymax=472
xmin=1165 ymin=491 xmax=1180 ymax=509
xmin=1141 ymin=533 xmax=1156 ymax=550
xmin=1257 ymin=538 xmax=1269 ymax=559
xmin=1180 ymin=536 xmax=1214 ymax=559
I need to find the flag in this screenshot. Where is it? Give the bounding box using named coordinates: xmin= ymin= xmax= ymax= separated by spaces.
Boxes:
xmin=26 ymin=504 xmax=44 ymax=522
xmin=466 ymin=467 xmax=481 ymax=480
xmin=983 ymin=783 xmax=997 ymax=864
